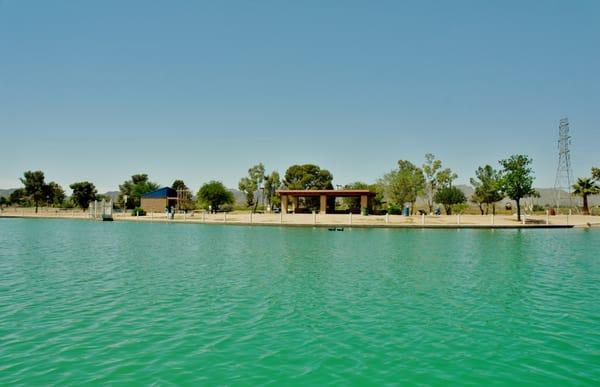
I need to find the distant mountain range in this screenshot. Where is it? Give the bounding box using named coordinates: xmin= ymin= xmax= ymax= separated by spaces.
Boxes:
xmin=0 ymin=188 xmax=16 ymax=198
xmin=1 ymin=186 xmax=598 ymax=207
xmin=103 ymin=191 xmax=120 ymax=201
xmin=451 ymin=185 xmax=600 ymax=207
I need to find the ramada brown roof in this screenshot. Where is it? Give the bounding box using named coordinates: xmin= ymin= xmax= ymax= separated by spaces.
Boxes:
xmin=277 ymin=189 xmax=375 ymax=197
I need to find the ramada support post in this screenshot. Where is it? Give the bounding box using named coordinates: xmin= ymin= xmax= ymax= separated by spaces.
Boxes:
xmin=292 ymin=196 xmax=299 ymax=213
xmin=360 ymin=195 xmax=368 ymax=212
xmin=281 ymin=195 xmax=288 ymax=214
xmin=320 ymin=195 xmax=327 ymax=214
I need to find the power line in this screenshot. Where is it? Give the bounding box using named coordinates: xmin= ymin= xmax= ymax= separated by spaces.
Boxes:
xmin=553 ymin=118 xmax=574 ymax=209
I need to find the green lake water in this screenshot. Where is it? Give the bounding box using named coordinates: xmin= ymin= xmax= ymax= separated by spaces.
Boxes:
xmin=0 ymin=218 xmax=599 ymax=385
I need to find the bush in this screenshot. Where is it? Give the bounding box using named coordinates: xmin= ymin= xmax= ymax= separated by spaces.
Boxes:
xmin=532 ymin=204 xmax=547 ymax=212
xmin=131 ymin=207 xmax=146 ymax=216
xmin=387 ymin=204 xmax=402 ymax=215
xmin=58 ymin=198 xmax=76 ymax=209
xmin=220 ymin=203 xmax=234 ymax=212
xmin=451 ymin=203 xmax=469 ymax=214
xmin=434 ymin=186 xmax=467 ymax=215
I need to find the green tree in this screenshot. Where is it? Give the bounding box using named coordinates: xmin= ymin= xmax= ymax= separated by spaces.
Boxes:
xmin=95 ymin=194 xmax=108 ymax=202
xmin=470 ymin=190 xmax=486 ymax=215
xmin=572 ymin=177 xmax=599 ymax=215
xmin=283 ymin=164 xmax=333 ymax=190
xmin=0 ymin=196 xmax=7 ymax=208
xmin=499 ymin=155 xmax=537 ymax=221
xmin=238 ymin=177 xmax=257 ymax=207
xmin=171 ymin=180 xmax=187 ymax=191
xmin=119 ymin=174 xmax=159 ymax=209
xmin=45 ymin=181 xmax=65 ymax=207
xmin=592 ymin=167 xmax=600 ymax=181
xmin=434 ymin=186 xmax=466 ymax=215
xmin=171 ymin=180 xmax=194 ymax=210
xmin=381 ymin=160 xmax=425 ymax=215
xmin=197 ymin=181 xmax=234 ymax=212
xmin=9 ymin=188 xmax=29 ymax=206
xmin=70 ymin=181 xmax=97 ymax=210
xmin=368 ymin=183 xmax=385 ymax=211
xmin=264 ymin=171 xmax=282 ymax=209
xmin=20 ymin=170 xmax=47 ymax=213
xmin=470 ymin=165 xmax=503 ymax=215
xmin=422 ymin=153 xmax=457 ymax=214
xmin=283 ymin=164 xmax=334 ymax=210
xmin=249 ymin=163 xmax=266 ymax=205
xmin=238 ymin=163 xmax=266 ymax=208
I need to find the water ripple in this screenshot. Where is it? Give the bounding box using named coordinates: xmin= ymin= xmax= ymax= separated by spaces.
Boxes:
xmin=0 ymin=219 xmax=598 ymax=385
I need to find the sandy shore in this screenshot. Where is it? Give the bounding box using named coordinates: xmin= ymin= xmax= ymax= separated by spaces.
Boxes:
xmin=2 ymin=208 xmax=599 ymax=228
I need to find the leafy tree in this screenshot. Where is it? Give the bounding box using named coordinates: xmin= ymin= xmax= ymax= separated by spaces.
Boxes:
xmin=171 ymin=180 xmax=187 ymax=191
xmin=197 ymin=181 xmax=234 ymax=212
xmin=499 ymin=155 xmax=537 ymax=221
xmin=381 ymin=160 xmax=425 ymax=215
xmin=470 ymin=165 xmax=503 ymax=215
xmin=422 ymin=153 xmax=457 ymax=214
xmin=238 ymin=163 xmax=266 ymax=208
xmin=284 ymin=164 xmax=334 ymax=210
xmin=451 ymin=203 xmax=470 ymax=215
xmin=9 ymin=188 xmax=29 ymax=206
xmin=470 ymin=190 xmax=486 ymax=215
xmin=434 ymin=186 xmax=466 ymax=215
xmin=283 ymin=164 xmax=333 ymax=190
xmin=249 ymin=163 xmax=266 ymax=205
xmin=20 ymin=170 xmax=47 ymax=213
xmin=368 ymin=183 xmax=385 ymax=211
xmin=70 ymin=181 xmax=97 ymax=210
xmin=592 ymin=167 xmax=600 ymax=181
xmin=238 ymin=177 xmax=257 ymax=206
xmin=0 ymin=196 xmax=7 ymax=208
xmin=264 ymin=171 xmax=281 ymax=208
xmin=95 ymin=194 xmax=108 ymax=202
xmin=171 ymin=180 xmax=194 ymax=210
xmin=119 ymin=174 xmax=159 ymax=209
xmin=45 ymin=181 xmax=65 ymax=207
xmin=572 ymin=177 xmax=599 ymax=215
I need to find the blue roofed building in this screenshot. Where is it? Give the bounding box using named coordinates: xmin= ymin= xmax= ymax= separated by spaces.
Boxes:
xmin=140 ymin=187 xmax=178 ymax=213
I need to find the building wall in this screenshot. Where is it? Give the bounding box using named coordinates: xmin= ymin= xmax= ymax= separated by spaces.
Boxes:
xmin=141 ymin=197 xmax=168 ymax=213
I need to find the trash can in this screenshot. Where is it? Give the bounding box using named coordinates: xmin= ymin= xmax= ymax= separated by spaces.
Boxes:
xmin=402 ymin=207 xmax=410 ymax=216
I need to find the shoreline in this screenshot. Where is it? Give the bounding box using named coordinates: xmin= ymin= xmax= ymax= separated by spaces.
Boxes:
xmin=2 ymin=210 xmax=597 ymax=229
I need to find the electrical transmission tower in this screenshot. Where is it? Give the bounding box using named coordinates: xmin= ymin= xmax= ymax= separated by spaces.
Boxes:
xmin=553 ymin=118 xmax=574 ymax=209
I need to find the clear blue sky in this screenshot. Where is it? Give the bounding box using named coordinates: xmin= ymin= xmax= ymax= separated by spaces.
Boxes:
xmin=1 ymin=0 xmax=598 ymax=193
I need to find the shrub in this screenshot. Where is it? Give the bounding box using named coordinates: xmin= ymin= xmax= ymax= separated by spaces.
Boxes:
xmin=451 ymin=203 xmax=469 ymax=214
xmin=387 ymin=204 xmax=402 ymax=215
xmin=131 ymin=207 xmax=146 ymax=216
xmin=434 ymin=186 xmax=467 ymax=215
xmin=220 ymin=203 xmax=234 ymax=212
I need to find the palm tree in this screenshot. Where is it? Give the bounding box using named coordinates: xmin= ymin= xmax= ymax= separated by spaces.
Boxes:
xmin=572 ymin=177 xmax=600 ymax=215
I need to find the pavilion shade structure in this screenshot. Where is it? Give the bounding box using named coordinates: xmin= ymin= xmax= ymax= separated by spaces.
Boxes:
xmin=140 ymin=187 xmax=178 ymax=213
xmin=277 ymin=189 xmax=376 ymax=214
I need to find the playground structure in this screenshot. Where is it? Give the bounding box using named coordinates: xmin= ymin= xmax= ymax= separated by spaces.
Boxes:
xmin=89 ymin=199 xmax=113 ymax=221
